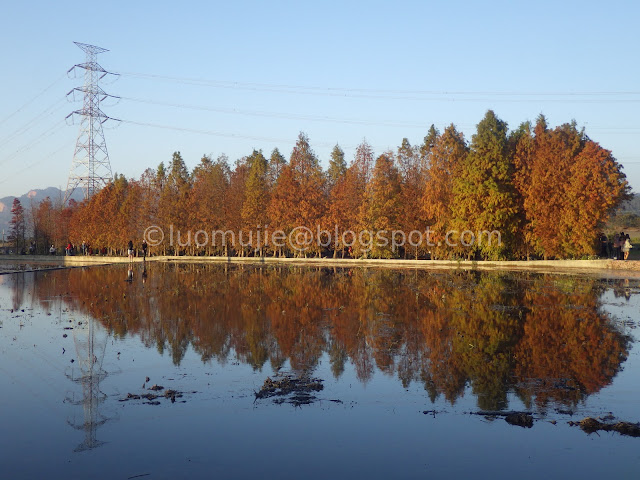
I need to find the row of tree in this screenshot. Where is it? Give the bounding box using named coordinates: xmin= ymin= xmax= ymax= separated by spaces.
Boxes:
xmin=13 ymin=110 xmax=631 ymax=259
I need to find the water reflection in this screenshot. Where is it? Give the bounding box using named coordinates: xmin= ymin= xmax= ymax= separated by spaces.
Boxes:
xmin=15 ymin=264 xmax=633 ymax=412
xmin=65 ymin=315 xmax=110 ymax=452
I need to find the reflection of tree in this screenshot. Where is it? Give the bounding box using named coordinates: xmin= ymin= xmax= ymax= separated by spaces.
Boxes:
xmin=9 ymin=272 xmax=26 ymax=312
xmin=449 ymin=274 xmax=523 ymax=411
xmin=27 ymin=265 xmax=631 ymax=412
xmin=513 ymin=276 xmax=631 ymax=409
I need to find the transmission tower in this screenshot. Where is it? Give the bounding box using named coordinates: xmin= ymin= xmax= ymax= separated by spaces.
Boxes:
xmin=64 ymin=42 xmax=119 ymax=204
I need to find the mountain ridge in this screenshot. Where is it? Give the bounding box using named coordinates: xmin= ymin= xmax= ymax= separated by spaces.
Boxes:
xmin=0 ymin=187 xmax=84 ymax=235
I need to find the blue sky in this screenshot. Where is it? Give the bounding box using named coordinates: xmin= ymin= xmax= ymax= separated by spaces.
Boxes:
xmin=1 ymin=0 xmax=639 ymax=197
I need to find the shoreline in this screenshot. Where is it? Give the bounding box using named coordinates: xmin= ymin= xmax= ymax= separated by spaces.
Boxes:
xmin=2 ymin=254 xmax=640 ymax=277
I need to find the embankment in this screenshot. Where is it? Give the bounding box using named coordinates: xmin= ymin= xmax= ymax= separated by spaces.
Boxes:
xmin=2 ymin=254 xmax=640 ymax=277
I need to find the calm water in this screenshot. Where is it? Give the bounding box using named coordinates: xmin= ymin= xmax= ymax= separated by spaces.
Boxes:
xmin=1 ymin=263 xmax=639 ymax=479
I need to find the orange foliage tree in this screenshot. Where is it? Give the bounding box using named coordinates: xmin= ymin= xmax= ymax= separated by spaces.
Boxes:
xmin=421 ymin=124 xmax=467 ymax=259
xmin=525 ymin=119 xmax=629 ymax=258
xmin=359 ymin=152 xmax=402 ymax=258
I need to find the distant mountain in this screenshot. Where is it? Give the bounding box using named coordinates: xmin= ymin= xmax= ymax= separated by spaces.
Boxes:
xmin=607 ymin=192 xmax=640 ymax=230
xmin=0 ymin=187 xmax=84 ymax=237
xmin=618 ymin=192 xmax=640 ymax=215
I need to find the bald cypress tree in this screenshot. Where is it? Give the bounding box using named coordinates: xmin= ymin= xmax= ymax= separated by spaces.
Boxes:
xmin=450 ymin=111 xmax=519 ymax=260
xmin=397 ymin=138 xmax=426 ymax=258
xmin=422 ymin=124 xmax=468 ymax=259
xmin=509 ymin=120 xmax=535 ymax=258
xmin=9 ymin=198 xmax=26 ymax=253
xmin=268 ymin=148 xmax=287 ymax=188
xmin=327 ymin=144 xmax=347 ymax=190
xmin=359 ymin=152 xmax=402 ymax=258
xmin=269 ymin=132 xmax=325 ymax=256
xmin=525 ymin=119 xmax=629 ymax=258
xmin=242 ymin=150 xmax=270 ymax=255
xmin=158 ymin=151 xmax=191 ymax=254
xmin=420 ymin=124 xmax=440 ymax=168
xmin=323 ymin=144 xmax=348 ymax=257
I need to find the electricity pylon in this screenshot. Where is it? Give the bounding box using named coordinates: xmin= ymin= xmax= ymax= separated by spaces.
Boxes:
xmin=64 ymin=42 xmax=119 ymax=204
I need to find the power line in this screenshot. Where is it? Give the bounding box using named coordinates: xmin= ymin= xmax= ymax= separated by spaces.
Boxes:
xmin=0 ymin=73 xmax=67 ymax=128
xmin=119 ymin=71 xmax=640 ymax=102
xmin=121 ymin=96 xmax=438 ymax=129
xmin=0 ymin=142 xmax=69 ymax=186
xmin=120 ymin=118 xmax=365 ymax=150
xmin=121 ymin=119 xmax=310 ymax=144
xmin=121 ymin=95 xmax=640 ymax=134
xmin=119 ymin=71 xmax=640 ymax=97
xmin=0 ymin=120 xmax=67 ymax=167
xmin=0 ymin=98 xmax=67 ymax=150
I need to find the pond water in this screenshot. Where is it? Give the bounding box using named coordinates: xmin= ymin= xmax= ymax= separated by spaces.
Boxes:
xmin=1 ymin=263 xmax=639 ymax=479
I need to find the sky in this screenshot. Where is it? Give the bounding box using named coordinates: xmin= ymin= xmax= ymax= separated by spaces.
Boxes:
xmin=1 ymin=0 xmax=639 ymax=198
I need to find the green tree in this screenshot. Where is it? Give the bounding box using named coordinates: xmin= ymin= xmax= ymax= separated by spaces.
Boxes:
xmin=420 ymin=124 xmax=440 ymax=168
xmin=156 ymin=162 xmax=166 ymax=190
xmin=451 ymin=111 xmax=519 ymax=260
xmin=327 ymin=144 xmax=347 ymax=189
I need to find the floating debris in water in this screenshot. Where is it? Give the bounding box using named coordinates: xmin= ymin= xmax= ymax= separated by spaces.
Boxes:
xmin=470 ymin=410 xmax=534 ymax=428
xmin=255 ymin=373 xmax=324 ymax=406
xmin=569 ymin=417 xmax=640 ymax=437
xmin=119 ymin=389 xmax=185 ymax=405
xmin=505 ymin=413 xmax=534 ymax=428
xmin=422 ymin=410 xmax=440 ymax=416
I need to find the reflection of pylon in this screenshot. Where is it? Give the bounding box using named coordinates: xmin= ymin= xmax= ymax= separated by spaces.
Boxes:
xmin=64 ymin=42 xmax=119 ymax=203
xmin=65 ymin=315 xmax=109 ymax=452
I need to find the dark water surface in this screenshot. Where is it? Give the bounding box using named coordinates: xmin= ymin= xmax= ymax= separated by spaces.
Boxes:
xmin=1 ymin=263 xmax=639 ymax=479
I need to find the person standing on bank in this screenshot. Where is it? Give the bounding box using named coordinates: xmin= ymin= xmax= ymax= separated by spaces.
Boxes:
xmin=128 ymin=240 xmax=134 ymax=262
xmin=622 ymin=234 xmax=633 ymax=260
xmin=142 ymin=239 xmax=148 ymax=261
xmin=599 ymin=233 xmax=608 ymax=258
